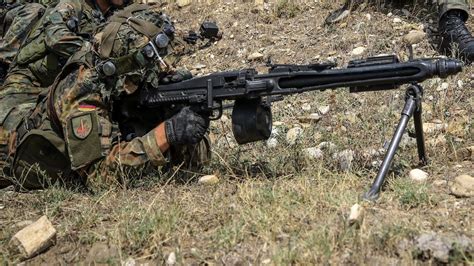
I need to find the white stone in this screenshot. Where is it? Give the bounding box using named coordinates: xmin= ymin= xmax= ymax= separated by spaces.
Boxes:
xmin=318 ymin=105 xmax=330 ymax=115
xmin=393 ymin=17 xmax=402 ymax=23
xmin=247 ymin=52 xmax=264 ymax=61
xmin=286 ymin=127 xmax=303 ymax=145
xmin=10 ymin=216 xmax=57 ymax=259
xmin=303 ymin=147 xmax=324 ymax=160
xmin=124 ymin=258 xmax=136 ymax=266
xmin=273 ymin=121 xmax=284 ymax=126
xmin=298 ymin=113 xmax=320 ymax=123
xmin=193 ymin=63 xmax=206 ymax=70
xmin=433 ymin=180 xmax=447 ymax=187
xmin=365 ymin=14 xmax=372 ymax=21
xmin=348 ymin=204 xmax=365 ymax=225
xmin=438 ymin=82 xmax=449 ymax=91
xmin=351 ymin=46 xmax=366 ymax=56
xmin=409 ymin=169 xmax=428 ymax=182
xmin=176 ymin=0 xmax=191 ymax=7
xmin=301 ymin=103 xmax=311 ymax=111
xmin=423 ymin=122 xmax=447 ymax=134
xmin=166 ymin=252 xmax=176 ymax=265
xmin=198 ymin=175 xmax=219 ymax=185
xmin=457 ymin=80 xmax=464 ymax=89
xmin=266 ymin=138 xmax=278 ymax=148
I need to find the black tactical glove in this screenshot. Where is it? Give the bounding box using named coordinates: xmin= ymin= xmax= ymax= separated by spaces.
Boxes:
xmin=165 ymin=107 xmax=209 ymax=145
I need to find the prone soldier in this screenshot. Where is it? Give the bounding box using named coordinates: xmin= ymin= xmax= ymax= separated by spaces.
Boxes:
xmin=0 ymin=4 xmax=211 ymax=190
xmin=0 ymin=0 xmax=130 ymax=188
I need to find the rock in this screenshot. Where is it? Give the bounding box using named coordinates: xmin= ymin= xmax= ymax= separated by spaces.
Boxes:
xmin=176 ymin=0 xmax=191 ymax=7
xmin=198 ymin=175 xmax=219 ymax=185
xmin=13 ymin=220 xmax=34 ymax=230
xmin=303 ymin=147 xmax=323 ymax=160
xmin=301 ymin=103 xmax=311 ymax=111
xmin=273 ymin=121 xmax=284 ymax=126
xmin=262 ymin=258 xmax=271 ymax=264
xmin=393 ymin=17 xmax=402 ymax=23
xmin=423 ymin=122 xmax=447 ymax=134
xmin=402 ymin=30 xmax=426 ymax=45
xmin=318 ymin=105 xmax=330 ymax=115
xmin=266 ymin=138 xmax=278 ymax=148
xmin=348 ymin=204 xmax=365 ymax=226
xmin=409 ymin=169 xmax=428 ymax=182
xmin=9 ymin=216 xmax=56 ymax=259
xmin=297 ymin=113 xmax=320 ymax=123
xmin=254 ymin=0 xmax=264 ymax=10
xmin=433 ymin=180 xmax=447 ymax=187
xmin=193 ymin=63 xmax=206 ymax=70
xmin=457 ymin=80 xmax=464 ymax=89
xmin=334 ymin=149 xmax=354 ymax=171
xmin=124 ymin=258 xmax=136 ymax=266
xmin=247 ymin=52 xmax=264 ymax=61
xmin=166 ymin=252 xmax=176 ymax=265
xmin=318 ymin=142 xmax=337 ymax=153
xmin=286 ymin=127 xmax=303 ymax=145
xmin=450 ymin=174 xmax=474 ymax=198
xmin=351 ymin=46 xmax=366 ymax=56
xmin=437 ymin=82 xmax=449 ymax=91
xmin=415 ymin=233 xmax=472 ymax=263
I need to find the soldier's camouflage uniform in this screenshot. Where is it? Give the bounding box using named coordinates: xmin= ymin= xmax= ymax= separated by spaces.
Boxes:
xmin=0 ymin=0 xmax=107 ymax=187
xmin=434 ymin=0 xmax=470 ymax=20
xmin=0 ymin=0 xmax=56 ymax=65
xmin=1 ymin=5 xmax=210 ymax=190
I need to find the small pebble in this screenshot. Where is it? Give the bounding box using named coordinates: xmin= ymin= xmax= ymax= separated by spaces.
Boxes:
xmin=409 ymin=169 xmax=428 ymax=182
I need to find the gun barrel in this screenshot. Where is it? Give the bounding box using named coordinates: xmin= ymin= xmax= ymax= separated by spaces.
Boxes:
xmin=269 ymin=59 xmax=463 ymax=93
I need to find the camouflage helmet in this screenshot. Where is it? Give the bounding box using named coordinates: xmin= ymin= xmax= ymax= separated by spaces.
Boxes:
xmin=94 ymin=4 xmax=176 ymax=92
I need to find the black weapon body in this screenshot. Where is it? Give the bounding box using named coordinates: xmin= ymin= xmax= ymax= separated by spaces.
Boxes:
xmin=136 ymin=55 xmax=462 ymax=144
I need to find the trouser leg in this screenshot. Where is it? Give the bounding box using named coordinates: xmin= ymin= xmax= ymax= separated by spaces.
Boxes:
xmin=435 ymin=0 xmax=470 ymax=21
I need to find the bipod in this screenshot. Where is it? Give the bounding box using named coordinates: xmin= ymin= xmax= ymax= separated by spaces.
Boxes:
xmin=364 ymin=84 xmax=427 ymax=201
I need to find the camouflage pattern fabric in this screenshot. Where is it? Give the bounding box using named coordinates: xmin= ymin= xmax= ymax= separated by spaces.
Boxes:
xmin=0 ymin=2 xmax=45 ymax=65
xmin=435 ymin=0 xmax=470 ymax=20
xmin=0 ymin=0 xmax=107 ymax=187
xmin=3 ymin=0 xmax=105 ymax=91
xmin=2 ymin=6 xmax=211 ymax=190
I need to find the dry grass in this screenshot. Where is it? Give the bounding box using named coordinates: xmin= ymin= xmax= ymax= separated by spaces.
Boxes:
xmin=0 ymin=0 xmax=473 ymax=264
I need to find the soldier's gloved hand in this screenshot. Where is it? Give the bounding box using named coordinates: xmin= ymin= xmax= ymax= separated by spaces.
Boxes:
xmin=164 ymin=107 xmax=209 ymax=145
xmin=160 ymin=69 xmax=193 ymax=84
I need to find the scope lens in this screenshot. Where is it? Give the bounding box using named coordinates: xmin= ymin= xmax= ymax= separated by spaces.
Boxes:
xmin=154 ymin=33 xmax=170 ymax=49
xmin=142 ymin=45 xmax=155 ymax=58
xmin=102 ymin=61 xmax=116 ymax=76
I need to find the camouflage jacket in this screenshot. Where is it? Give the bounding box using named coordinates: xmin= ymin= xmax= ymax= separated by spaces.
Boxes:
xmin=3 ymin=0 xmax=105 ymax=90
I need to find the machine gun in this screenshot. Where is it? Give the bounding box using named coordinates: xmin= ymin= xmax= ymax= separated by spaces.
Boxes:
xmin=120 ymin=55 xmax=463 ymax=200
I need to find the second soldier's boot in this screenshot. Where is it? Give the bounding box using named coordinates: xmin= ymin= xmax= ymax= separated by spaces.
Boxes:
xmin=439 ymin=10 xmax=474 ymax=63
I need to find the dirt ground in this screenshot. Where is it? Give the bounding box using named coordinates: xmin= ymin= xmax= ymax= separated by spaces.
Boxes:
xmin=1 ymin=0 xmax=473 ymax=264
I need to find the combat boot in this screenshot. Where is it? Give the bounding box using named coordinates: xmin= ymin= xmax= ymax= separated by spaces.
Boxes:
xmin=439 ymin=10 xmax=474 ymax=63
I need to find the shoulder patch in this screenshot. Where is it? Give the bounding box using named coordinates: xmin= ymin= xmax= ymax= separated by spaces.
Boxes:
xmin=71 ymin=113 xmax=93 ymax=139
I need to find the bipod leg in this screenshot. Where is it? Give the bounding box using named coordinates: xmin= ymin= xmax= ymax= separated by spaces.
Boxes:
xmin=412 ymin=85 xmax=427 ymax=165
xmin=363 ymin=85 xmax=422 ymax=201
